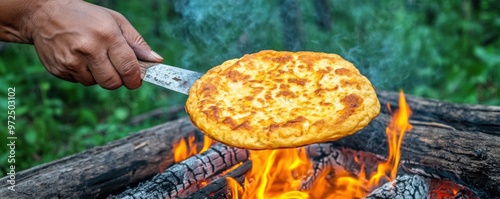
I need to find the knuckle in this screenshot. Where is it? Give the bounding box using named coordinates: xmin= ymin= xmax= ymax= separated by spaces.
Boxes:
xmin=99 ymin=29 xmax=121 ymax=42
xmin=99 ymin=76 xmax=122 ymax=90
xmin=108 ymin=9 xmax=127 ymax=21
xmin=59 ymin=57 xmax=81 ymax=71
xmin=120 ymin=60 xmax=139 ymax=77
xmin=72 ymin=39 xmax=95 ymax=55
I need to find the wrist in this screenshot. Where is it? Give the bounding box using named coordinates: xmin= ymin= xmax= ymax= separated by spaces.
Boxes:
xmin=0 ymin=0 xmax=41 ymax=43
xmin=0 ymin=0 xmax=79 ymax=43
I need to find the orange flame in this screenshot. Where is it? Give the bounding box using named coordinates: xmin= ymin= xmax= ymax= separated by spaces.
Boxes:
xmin=227 ymin=90 xmax=413 ymax=198
xmin=175 ymin=91 xmax=414 ymax=198
xmin=173 ymin=134 xmax=213 ymax=163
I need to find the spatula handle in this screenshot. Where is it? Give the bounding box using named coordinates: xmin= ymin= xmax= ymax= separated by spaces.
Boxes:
xmin=138 ymin=60 xmax=159 ymax=78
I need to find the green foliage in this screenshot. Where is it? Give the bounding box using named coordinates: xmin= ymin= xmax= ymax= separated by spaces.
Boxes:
xmin=0 ymin=0 xmax=498 ymax=177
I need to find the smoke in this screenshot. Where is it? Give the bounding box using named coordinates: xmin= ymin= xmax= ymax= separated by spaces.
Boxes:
xmin=165 ymin=0 xmax=281 ymax=71
xmin=162 ymin=0 xmax=440 ymax=91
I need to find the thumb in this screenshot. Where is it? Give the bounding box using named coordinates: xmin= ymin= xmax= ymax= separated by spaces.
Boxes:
xmin=107 ymin=9 xmax=163 ymax=62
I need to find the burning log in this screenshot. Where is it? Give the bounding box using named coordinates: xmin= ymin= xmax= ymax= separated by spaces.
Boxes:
xmin=333 ymin=91 xmax=500 ymax=198
xmin=364 ymin=174 xmax=430 ymax=199
xmin=187 ymin=161 xmax=252 ymax=199
xmin=428 ymin=179 xmax=478 ymax=199
xmin=301 ymin=144 xmax=385 ymax=191
xmin=1 ymin=91 xmax=498 ymax=198
xmin=109 ymin=144 xmax=249 ymax=199
xmin=0 ymin=118 xmax=198 ymax=199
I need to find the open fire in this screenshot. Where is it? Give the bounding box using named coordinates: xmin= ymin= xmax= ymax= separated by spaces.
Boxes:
xmin=172 ymin=91 xmax=422 ymax=198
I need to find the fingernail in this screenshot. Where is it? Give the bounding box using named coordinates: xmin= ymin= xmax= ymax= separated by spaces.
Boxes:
xmin=150 ymin=50 xmax=164 ymax=61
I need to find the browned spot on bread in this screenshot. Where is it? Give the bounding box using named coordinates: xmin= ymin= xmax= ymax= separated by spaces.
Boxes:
xmin=283 ymin=116 xmax=306 ymax=127
xmin=185 ymin=50 xmax=380 ymax=150
xmin=271 ymin=54 xmax=293 ymax=64
xmin=223 ymin=117 xmax=237 ymax=129
xmin=268 ymin=124 xmax=279 ymax=132
xmin=311 ymin=119 xmax=326 ymax=128
xmin=228 ymin=70 xmax=250 ymax=82
xmin=277 ymin=90 xmax=296 ymax=98
xmin=335 ymin=68 xmax=353 ymax=76
xmin=320 ymin=101 xmax=332 ymax=106
xmin=250 ymin=87 xmax=264 ymax=95
xmin=336 ymin=94 xmax=363 ymax=124
xmin=235 ymin=121 xmax=251 ymax=130
xmin=273 ymin=78 xmax=284 ymax=83
xmin=200 ymin=82 xmax=218 ymax=97
xmin=203 ymin=106 xmax=219 ymax=121
xmin=319 ymin=66 xmax=333 ymax=74
xmin=314 ymin=88 xmax=325 ymax=97
xmin=315 ymin=87 xmax=338 ymax=97
xmin=288 ymin=78 xmax=308 ymax=86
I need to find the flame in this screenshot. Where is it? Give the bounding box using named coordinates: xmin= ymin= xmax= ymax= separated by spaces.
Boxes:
xmin=175 ymin=91 xmax=415 ymax=198
xmin=173 ymin=134 xmax=213 ymax=163
xmin=227 ymin=90 xmax=413 ymax=198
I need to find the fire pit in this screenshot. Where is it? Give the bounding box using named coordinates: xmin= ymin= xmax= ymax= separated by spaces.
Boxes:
xmin=1 ymin=91 xmax=499 ymax=199
xmin=108 ymin=91 xmax=482 ymax=199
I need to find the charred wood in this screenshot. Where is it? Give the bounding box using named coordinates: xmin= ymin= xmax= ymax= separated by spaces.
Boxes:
xmin=0 ymin=118 xmax=197 ymax=199
xmin=1 ymin=91 xmax=499 ymax=198
xmin=109 ymin=144 xmax=249 ymax=199
xmin=364 ymin=174 xmax=430 ymax=199
xmin=429 ymin=178 xmax=477 ymax=199
xmin=187 ymin=160 xmax=252 ymax=199
xmin=301 ymin=144 xmax=385 ymax=191
xmin=332 ymin=91 xmax=500 ymax=198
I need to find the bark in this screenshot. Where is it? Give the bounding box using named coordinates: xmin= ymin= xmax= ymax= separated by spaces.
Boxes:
xmin=301 ymin=144 xmax=384 ymax=191
xmin=109 ymin=144 xmax=249 ymax=199
xmin=0 ymin=118 xmax=198 ymax=199
xmin=332 ymin=91 xmax=500 ymax=198
xmin=187 ymin=161 xmax=252 ymax=199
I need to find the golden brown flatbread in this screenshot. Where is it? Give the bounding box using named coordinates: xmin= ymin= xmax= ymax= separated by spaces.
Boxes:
xmin=185 ymin=50 xmax=380 ymax=149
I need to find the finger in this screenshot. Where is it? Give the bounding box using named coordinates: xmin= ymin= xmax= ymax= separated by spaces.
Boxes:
xmin=48 ymin=67 xmax=78 ymax=83
xmin=34 ymin=45 xmax=78 ymax=83
xmin=87 ymin=54 xmax=123 ymax=90
xmin=72 ymin=67 xmax=97 ymax=86
xmin=106 ymin=9 xmax=163 ymax=62
xmin=107 ymin=36 xmax=142 ymax=89
xmin=58 ymin=55 xmax=97 ymax=86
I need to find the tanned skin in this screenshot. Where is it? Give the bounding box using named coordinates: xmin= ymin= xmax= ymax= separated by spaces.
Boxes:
xmin=0 ymin=0 xmax=163 ymax=89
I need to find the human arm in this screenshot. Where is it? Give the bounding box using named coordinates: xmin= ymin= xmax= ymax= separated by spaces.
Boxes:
xmin=0 ymin=0 xmax=163 ymax=89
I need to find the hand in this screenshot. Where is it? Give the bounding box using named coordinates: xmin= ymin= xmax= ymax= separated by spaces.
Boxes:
xmin=1 ymin=0 xmax=163 ymax=89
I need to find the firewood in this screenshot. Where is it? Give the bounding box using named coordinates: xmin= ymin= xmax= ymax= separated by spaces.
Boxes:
xmin=187 ymin=160 xmax=252 ymax=199
xmin=301 ymin=144 xmax=385 ymax=191
xmin=109 ymin=144 xmax=249 ymax=199
xmin=332 ymin=91 xmax=500 ymax=198
xmin=364 ymin=174 xmax=430 ymax=199
xmin=0 ymin=118 xmax=198 ymax=199
xmin=1 ymin=91 xmax=498 ymax=198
